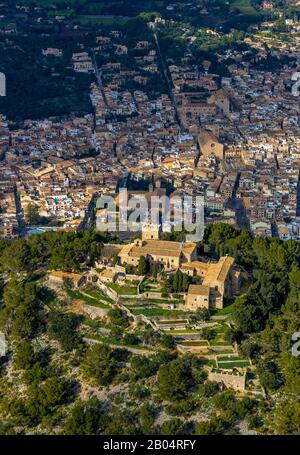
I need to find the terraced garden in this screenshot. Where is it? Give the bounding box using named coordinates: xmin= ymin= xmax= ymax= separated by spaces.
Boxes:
xmin=85 ymin=334 xmax=151 ymax=351
xmin=107 ymin=282 xmax=138 ymax=295
xmin=67 ymin=289 xmax=111 ymax=309
xmin=129 ymin=308 xmax=188 ymax=317
xmin=216 ymin=354 xmax=251 ymax=369
xmin=178 ymin=340 xmax=209 ymax=347
xmin=82 ymin=287 xmax=114 ymax=304
xmin=217 ymin=360 xmax=251 ymax=369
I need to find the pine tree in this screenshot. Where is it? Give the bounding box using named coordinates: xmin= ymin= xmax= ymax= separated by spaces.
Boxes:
xmin=138 ymin=256 xmax=148 ymax=275
xmin=172 ymin=271 xmax=179 ymax=292
xmin=152 ymin=262 xmax=158 ymax=279
xmin=177 ymin=270 xmax=183 ymax=292
xmin=182 ymin=273 xmax=189 ymax=292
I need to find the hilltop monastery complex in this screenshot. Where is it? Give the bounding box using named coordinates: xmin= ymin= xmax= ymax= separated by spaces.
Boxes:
xmin=117 ymin=225 xmax=241 ymax=310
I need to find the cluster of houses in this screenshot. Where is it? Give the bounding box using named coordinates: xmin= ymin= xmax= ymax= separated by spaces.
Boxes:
xmin=0 ymin=5 xmax=300 ymax=241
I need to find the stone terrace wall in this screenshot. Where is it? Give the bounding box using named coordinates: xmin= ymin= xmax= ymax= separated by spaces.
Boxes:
xmin=208 ymin=371 xmax=246 ymax=392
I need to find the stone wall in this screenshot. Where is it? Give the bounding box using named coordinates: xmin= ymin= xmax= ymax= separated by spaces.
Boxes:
xmin=97 ymin=281 xmax=118 ymax=301
xmin=208 ymin=370 xmax=246 ymax=392
xmin=138 ymin=291 xmax=163 ymax=300
xmin=82 ymin=304 xmax=110 ymax=320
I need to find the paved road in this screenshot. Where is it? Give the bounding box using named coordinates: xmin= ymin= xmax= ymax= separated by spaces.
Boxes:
xmin=78 ymin=191 xmax=100 ymax=232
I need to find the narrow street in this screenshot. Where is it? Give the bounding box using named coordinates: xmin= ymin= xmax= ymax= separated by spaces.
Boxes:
xmin=228 ymin=197 xmax=250 ymax=231
xmin=152 ymin=29 xmax=186 ymax=134
xmin=91 ymin=49 xmax=113 ymax=118
xmin=226 ymin=174 xmax=250 ymax=230
xmin=14 ymin=184 xmax=27 ymax=237
xmin=78 ymin=191 xmax=100 ymax=232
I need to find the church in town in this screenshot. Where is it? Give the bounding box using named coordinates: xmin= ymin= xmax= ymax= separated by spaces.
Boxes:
xmin=118 ymin=224 xmax=198 ymax=271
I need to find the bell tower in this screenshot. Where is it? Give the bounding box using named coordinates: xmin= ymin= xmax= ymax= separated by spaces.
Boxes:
xmin=142 ymin=223 xmax=160 ymax=241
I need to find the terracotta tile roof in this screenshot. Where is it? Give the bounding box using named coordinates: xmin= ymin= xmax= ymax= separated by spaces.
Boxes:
xmin=119 ymin=239 xmax=196 ymax=259
xmin=49 ymin=271 xmax=82 ymax=282
xmin=187 ymin=284 xmax=210 ymax=296
xmin=202 ymin=256 xmax=234 ymax=285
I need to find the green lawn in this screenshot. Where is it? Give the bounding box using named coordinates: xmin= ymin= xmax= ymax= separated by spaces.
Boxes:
xmin=108 ymin=282 xmax=137 ymax=295
xmin=143 ymin=298 xmax=184 ymax=304
xmin=122 ymin=297 xmax=184 ymax=305
xmin=207 ymin=349 xmax=235 ymax=355
xmin=218 ymin=360 xmax=251 ymax=369
xmin=83 ymin=288 xmax=114 ymax=304
xmin=211 ymin=301 xmax=236 ymax=316
xmin=179 ymin=340 xmax=209 ymax=347
xmin=210 ymin=328 xmax=228 ymax=346
xmin=217 ymin=355 xmax=245 ymax=361
xmin=210 ymin=340 xmax=230 ymax=347
xmin=158 ymin=318 xmax=189 ymax=324
xmin=124 ymin=302 xmax=157 ymax=309
xmin=130 ymin=308 xmax=188 ymax=317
